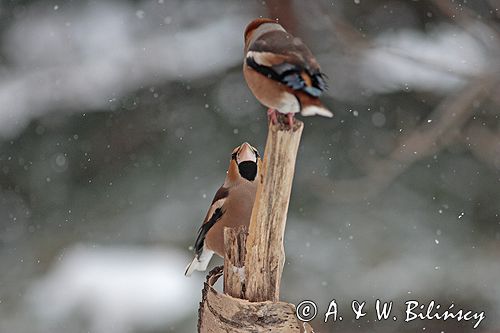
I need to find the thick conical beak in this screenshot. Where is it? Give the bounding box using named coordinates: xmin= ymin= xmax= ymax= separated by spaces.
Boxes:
xmin=237 ymin=142 xmax=256 ymax=164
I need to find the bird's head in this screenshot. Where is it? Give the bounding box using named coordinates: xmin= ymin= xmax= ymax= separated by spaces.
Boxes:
xmin=244 ymin=18 xmax=281 ymax=48
xmin=227 ymin=142 xmax=261 ymax=183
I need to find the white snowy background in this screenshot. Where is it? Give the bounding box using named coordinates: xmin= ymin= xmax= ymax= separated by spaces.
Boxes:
xmin=0 ymin=1 xmax=499 ymax=332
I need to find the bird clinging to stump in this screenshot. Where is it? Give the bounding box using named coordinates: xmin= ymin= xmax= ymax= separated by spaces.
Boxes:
xmin=243 ymin=18 xmax=333 ymax=127
xmin=185 ymin=142 xmax=261 ymax=276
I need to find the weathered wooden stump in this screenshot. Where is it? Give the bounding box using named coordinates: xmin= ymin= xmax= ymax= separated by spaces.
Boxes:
xmin=198 ymin=120 xmax=314 ymax=332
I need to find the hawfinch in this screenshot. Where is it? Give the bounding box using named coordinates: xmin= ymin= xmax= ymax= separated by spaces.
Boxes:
xmin=243 ymin=18 xmax=333 ymax=126
xmin=185 ymin=142 xmax=261 ymax=276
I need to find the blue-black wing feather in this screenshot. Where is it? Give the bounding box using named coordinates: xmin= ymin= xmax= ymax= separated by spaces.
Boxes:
xmin=193 ymin=208 xmax=223 ymax=258
xmin=246 ymin=56 xmax=327 ymax=97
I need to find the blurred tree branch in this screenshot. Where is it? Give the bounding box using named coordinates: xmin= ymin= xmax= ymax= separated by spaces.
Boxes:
xmin=300 ymin=1 xmax=500 ymax=202
xmin=316 ymin=77 xmax=495 ymax=202
xmin=463 ymin=122 xmax=500 ymax=170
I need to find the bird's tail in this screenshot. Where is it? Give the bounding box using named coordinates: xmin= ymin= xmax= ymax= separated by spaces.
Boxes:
xmin=298 ymin=93 xmax=333 ymax=118
xmin=301 ymin=104 xmax=333 ymax=117
xmin=184 ymin=248 xmax=214 ymax=276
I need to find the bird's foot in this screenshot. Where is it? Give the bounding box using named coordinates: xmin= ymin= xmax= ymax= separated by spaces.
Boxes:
xmin=286 ymin=113 xmax=295 ymax=128
xmin=267 ymin=108 xmax=278 ymax=125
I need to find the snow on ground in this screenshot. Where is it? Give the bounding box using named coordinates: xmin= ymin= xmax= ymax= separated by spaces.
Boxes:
xmin=26 ymin=244 xmax=201 ymax=333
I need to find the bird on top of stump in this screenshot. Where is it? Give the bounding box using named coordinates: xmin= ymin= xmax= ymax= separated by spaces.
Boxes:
xmin=243 ymin=18 xmax=333 ymax=127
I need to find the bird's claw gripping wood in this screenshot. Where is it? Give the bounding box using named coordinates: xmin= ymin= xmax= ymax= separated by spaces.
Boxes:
xmin=267 ymin=108 xmax=278 ymax=125
xmin=286 ymin=113 xmax=295 ymax=128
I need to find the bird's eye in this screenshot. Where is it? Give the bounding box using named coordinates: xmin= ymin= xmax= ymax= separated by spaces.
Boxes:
xmin=231 ymin=152 xmax=237 ymax=160
xmin=253 ymin=149 xmax=260 ymax=158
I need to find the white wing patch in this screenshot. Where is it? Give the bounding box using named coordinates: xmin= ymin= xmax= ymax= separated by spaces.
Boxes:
xmin=246 ymin=51 xmax=276 ymax=67
xmin=205 ymin=197 xmax=226 ymax=222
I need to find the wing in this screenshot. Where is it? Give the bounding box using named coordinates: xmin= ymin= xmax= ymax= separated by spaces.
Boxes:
xmin=193 ymin=186 xmax=228 ymax=258
xmin=246 ymin=30 xmax=327 ymax=97
xmin=193 ymin=207 xmax=223 ymax=258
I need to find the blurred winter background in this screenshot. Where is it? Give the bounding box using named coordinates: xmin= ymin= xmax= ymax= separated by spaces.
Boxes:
xmin=0 ymin=0 xmax=499 ymax=332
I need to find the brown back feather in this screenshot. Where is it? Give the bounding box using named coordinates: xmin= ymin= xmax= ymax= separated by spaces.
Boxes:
xmin=249 ymin=30 xmax=321 ymax=73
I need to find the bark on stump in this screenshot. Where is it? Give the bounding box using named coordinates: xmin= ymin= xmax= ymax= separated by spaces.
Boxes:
xmin=198 ymin=266 xmax=314 ymax=333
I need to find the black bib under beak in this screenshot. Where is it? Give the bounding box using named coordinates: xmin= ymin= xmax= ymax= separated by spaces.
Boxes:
xmin=238 ymin=161 xmax=257 ymax=181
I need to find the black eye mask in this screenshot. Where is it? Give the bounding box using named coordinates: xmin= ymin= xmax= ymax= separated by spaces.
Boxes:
xmin=238 ymin=161 xmax=257 ymax=181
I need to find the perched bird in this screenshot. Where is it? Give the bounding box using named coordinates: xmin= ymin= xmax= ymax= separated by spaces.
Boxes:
xmin=243 ymin=18 xmax=333 ymax=126
xmin=185 ymin=142 xmax=261 ymax=276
